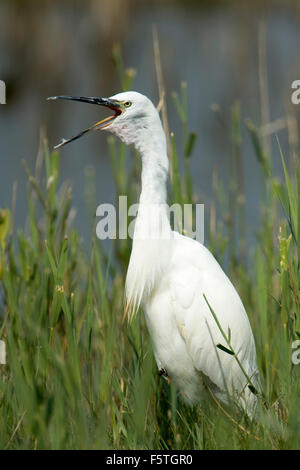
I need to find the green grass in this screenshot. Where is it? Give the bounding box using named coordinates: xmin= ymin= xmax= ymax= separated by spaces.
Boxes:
xmin=0 ymin=62 xmax=300 ymax=450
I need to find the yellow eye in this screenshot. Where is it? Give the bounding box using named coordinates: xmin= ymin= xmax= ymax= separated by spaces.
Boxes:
xmin=123 ymin=101 xmax=132 ymax=108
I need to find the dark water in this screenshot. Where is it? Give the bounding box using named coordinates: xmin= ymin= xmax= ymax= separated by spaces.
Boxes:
xmin=1 ymin=0 xmax=300 ymax=248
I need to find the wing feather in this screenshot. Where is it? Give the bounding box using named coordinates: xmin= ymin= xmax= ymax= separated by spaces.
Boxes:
xmin=170 ymin=234 xmax=260 ymax=410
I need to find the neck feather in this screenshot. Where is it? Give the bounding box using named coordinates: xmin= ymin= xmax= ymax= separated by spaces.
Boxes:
xmin=125 ymin=124 xmax=172 ymax=319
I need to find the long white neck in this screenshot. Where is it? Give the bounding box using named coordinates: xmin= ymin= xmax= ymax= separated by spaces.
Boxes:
xmin=139 ymin=143 xmax=168 ymax=204
xmin=125 ymin=121 xmax=172 ymax=318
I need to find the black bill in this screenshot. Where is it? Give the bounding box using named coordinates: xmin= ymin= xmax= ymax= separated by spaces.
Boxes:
xmin=47 ymin=95 xmax=122 ymax=149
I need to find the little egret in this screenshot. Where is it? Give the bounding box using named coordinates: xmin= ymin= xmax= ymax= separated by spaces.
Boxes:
xmin=48 ymin=91 xmax=261 ymax=417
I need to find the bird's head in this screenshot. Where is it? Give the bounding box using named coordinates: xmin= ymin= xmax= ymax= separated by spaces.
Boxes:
xmin=47 ymin=91 xmax=164 ymax=151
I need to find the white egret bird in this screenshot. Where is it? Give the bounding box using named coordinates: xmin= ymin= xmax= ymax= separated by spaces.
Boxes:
xmin=48 ymin=91 xmax=261 ymax=417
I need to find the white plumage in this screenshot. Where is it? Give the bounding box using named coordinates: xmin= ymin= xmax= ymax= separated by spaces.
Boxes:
xmin=51 ymin=90 xmax=261 ymax=417
xmin=109 ymin=91 xmax=260 ymax=417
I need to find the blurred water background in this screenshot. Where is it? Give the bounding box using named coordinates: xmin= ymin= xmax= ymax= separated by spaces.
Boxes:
xmin=1 ymin=0 xmax=300 ymax=247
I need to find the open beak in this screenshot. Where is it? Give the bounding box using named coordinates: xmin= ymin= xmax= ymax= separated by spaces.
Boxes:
xmin=47 ymin=95 xmax=122 ymax=149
